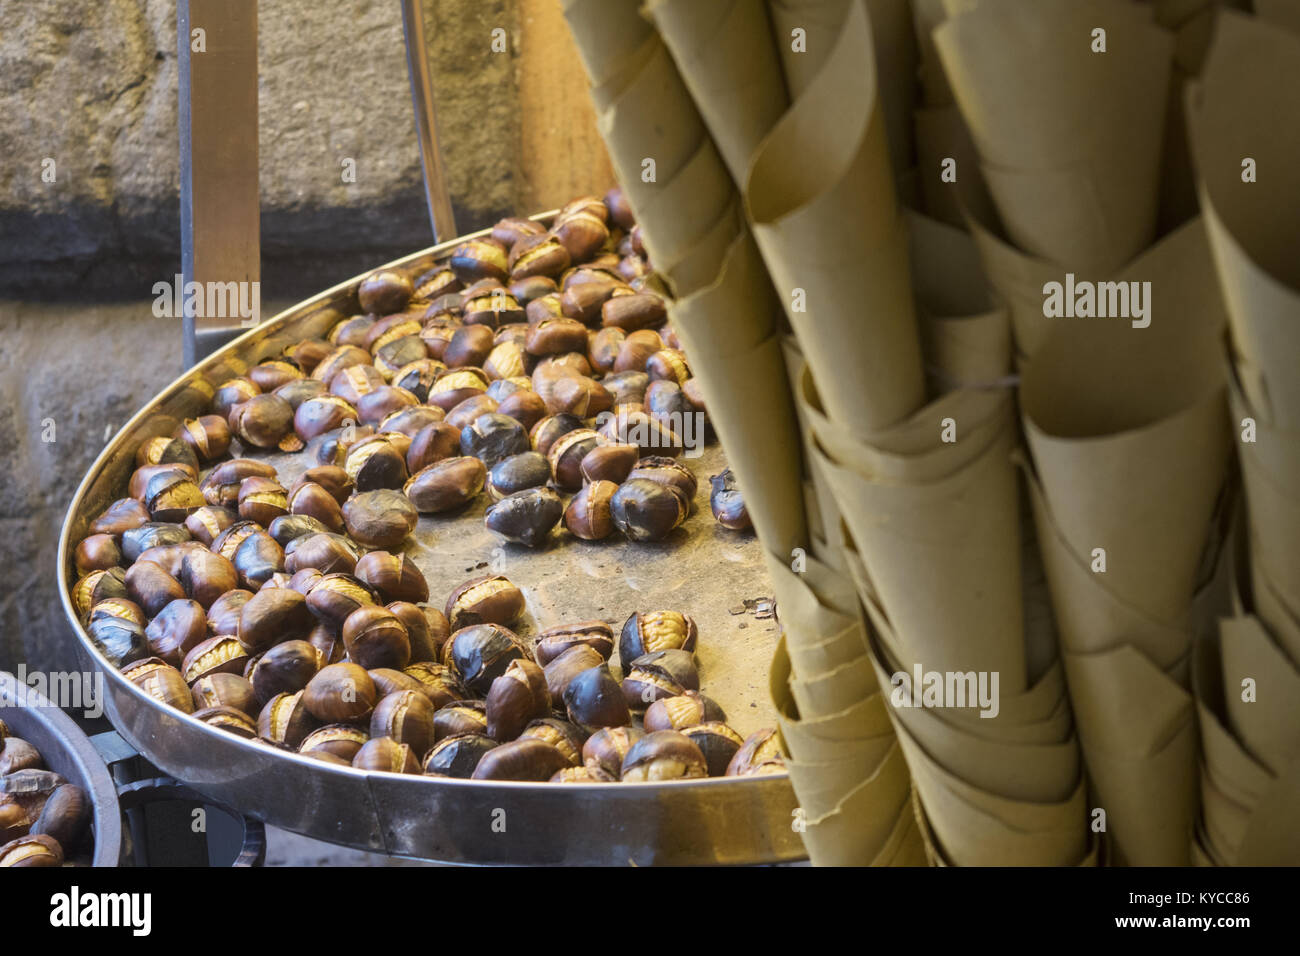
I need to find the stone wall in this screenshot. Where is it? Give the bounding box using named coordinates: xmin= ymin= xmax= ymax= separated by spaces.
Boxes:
xmin=0 ymin=0 xmax=522 ymax=300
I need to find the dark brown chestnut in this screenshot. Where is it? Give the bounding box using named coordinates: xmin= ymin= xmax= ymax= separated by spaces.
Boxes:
xmin=550 ymin=765 xmax=616 ymax=783
xmin=0 ymin=834 xmax=63 ymax=867
xmin=185 ymin=505 xmax=238 ymax=546
xmin=124 ymin=560 xmax=185 ymax=617
xmin=405 ymin=456 xmax=486 ymax=513
xmin=352 ymin=736 xmax=420 ymax=773
xmin=268 ymin=514 xmax=330 ymax=549
xmin=628 ymin=456 xmax=698 ymax=504
xmin=201 ymin=458 xmax=279 ymax=507
xmin=89 ymin=498 xmax=150 ymax=537
xmin=30 ymin=784 xmax=90 ymax=852
xmin=621 ymin=649 xmax=699 ymax=712
xmin=229 ymin=393 xmax=295 ymax=449
xmin=496 ymin=389 xmax=548 ymax=432
xmin=237 ymin=476 xmax=288 ymax=526
xmin=620 ymin=730 xmax=708 ymax=781
xmin=449 ymin=238 xmax=509 ymax=284
xmin=564 ymin=480 xmax=617 ymax=541
xmin=205 ymin=590 xmax=253 ymax=635
xmin=174 ymin=414 xmax=232 ymax=463
xmin=406 ymin=421 xmax=463 ymax=474
xmin=343 ymin=435 xmax=409 ymax=492
xmin=72 ymin=567 xmax=129 ymax=620
xmin=231 ymin=531 xmax=286 ymax=590
xmin=485 ymin=659 xmax=551 ymax=741
xmin=180 ymin=635 xmax=249 ymax=685
xmin=485 ymin=452 xmax=550 ymax=501
xmin=257 ymin=690 xmax=319 ymax=749
xmin=352 ymin=551 xmax=427 ymax=604
xmin=274 ymin=376 xmax=328 ymax=409
xmin=447 ymin=623 xmax=527 ymax=695
xmin=135 ymin=434 xmax=201 ymax=471
xmin=388 ymin=603 xmax=448 ymax=663
xmin=237 ymin=586 xmax=314 ymax=654
xmin=726 ymin=727 xmax=786 ymax=776
xmin=305 ymin=573 xmax=376 ymax=631
xmin=285 ymin=481 xmax=345 ymax=533
xmin=369 ymin=690 xmax=436 ymax=758
xmin=484 ymin=487 xmax=563 ymax=548
xmin=302 ymin=662 xmax=377 ymax=723
xmin=74 ymin=533 xmax=122 ymax=574
xmin=532 ymin=620 xmax=615 ymax=666
xmin=444 ymin=393 xmax=500 ymax=430
xmin=460 ymin=413 xmax=530 ymax=468
xmin=146 ymin=599 xmax=208 ymax=667
xmin=427 ymin=368 xmax=490 ymax=412
xmin=212 ymin=378 xmax=261 ymax=420
xmin=518 ymin=718 xmax=587 ymax=766
xmin=579 ymin=443 xmax=638 ymax=485
xmin=192 ymin=672 xmax=259 ymax=717
xmin=601 ymin=370 xmax=650 ymax=407
xmin=359 ymin=269 xmax=414 ymax=314
xmin=542 ymin=644 xmax=605 ymax=704
xmin=342 ymin=605 xmax=411 ymax=671
xmin=601 ymin=293 xmax=666 ymax=332
xmin=710 ymin=469 xmax=752 ymax=531
xmin=563 ymin=664 xmax=631 ymax=730
xmin=142 ymin=469 xmax=205 ymax=522
xmin=643 ymin=690 xmax=725 ymax=733
xmin=581 ymin=726 xmax=644 ymax=779
xmin=682 ymin=722 xmax=746 ymax=777
xmin=423 ymin=733 xmax=496 ymax=777
xmin=445 ymin=575 xmax=524 ymax=630
xmin=619 ymin=610 xmax=698 ymax=664
xmin=470 ymin=737 xmax=570 ymax=781
xmin=247 ymin=639 xmax=319 ymax=703
xmin=529 ymin=413 xmax=584 ymax=458
xmin=298 ymin=724 xmax=368 ymax=760
xmin=432 ymin=700 xmax=488 ymax=741
xmin=342 ymin=489 xmax=418 ymax=549
xmin=610 ymin=478 xmax=687 ymax=542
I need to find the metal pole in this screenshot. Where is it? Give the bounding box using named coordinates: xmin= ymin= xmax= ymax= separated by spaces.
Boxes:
xmin=400 ymin=0 xmax=458 ymax=243
xmin=179 ymin=0 xmax=261 ymax=368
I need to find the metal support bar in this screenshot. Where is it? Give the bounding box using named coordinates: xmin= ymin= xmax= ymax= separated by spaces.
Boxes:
xmin=179 ymin=0 xmax=261 ymax=369
xmin=401 ymin=0 xmax=458 ymax=242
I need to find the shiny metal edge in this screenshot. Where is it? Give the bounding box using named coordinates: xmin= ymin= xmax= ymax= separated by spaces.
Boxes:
xmin=55 ymin=214 xmax=805 ymax=866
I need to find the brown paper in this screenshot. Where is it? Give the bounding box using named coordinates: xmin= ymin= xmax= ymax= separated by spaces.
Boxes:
xmin=662 ymin=198 xmax=744 ymax=299
xmin=647 ymin=0 xmax=788 ymax=188
xmin=747 ymin=0 xmax=925 ymax=435
xmin=1219 ymin=616 xmax=1300 ymax=774
xmin=1256 ymin=0 xmax=1300 ymax=34
xmin=633 ymin=136 xmax=736 ymax=277
xmin=797 ymin=746 xmax=919 ymax=865
xmin=765 ymin=0 xmax=851 ymax=101
xmin=871 ymin=796 xmax=929 ymax=866
xmin=913 ymin=103 xmax=997 ymax=230
xmin=789 ymin=739 xmax=911 ymax=823
xmin=934 ymin=0 xmax=1173 ymax=273
xmin=1187 ymin=13 xmax=1300 ymax=428
xmin=561 ymin=0 xmax=653 ymax=96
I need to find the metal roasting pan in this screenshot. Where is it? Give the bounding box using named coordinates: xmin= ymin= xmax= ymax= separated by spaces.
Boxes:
xmin=57 ymin=213 xmax=804 ymax=865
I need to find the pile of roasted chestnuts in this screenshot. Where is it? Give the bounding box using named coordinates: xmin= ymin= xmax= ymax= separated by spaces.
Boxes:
xmin=0 ymin=723 xmax=93 ymax=867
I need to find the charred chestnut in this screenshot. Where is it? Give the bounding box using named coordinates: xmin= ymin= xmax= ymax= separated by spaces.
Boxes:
xmin=563 ymin=664 xmax=631 ymax=730
xmin=470 ymin=737 xmax=570 ymax=781
xmin=405 ymin=456 xmax=486 ymax=513
xmin=485 ymin=452 xmax=551 ymax=501
xmin=532 ymin=620 xmax=615 ymax=666
xmin=620 ymin=730 xmax=708 ymax=781
xmin=484 ymin=487 xmax=563 ymax=548
xmin=582 ymin=726 xmax=644 ymax=779
xmin=422 ymin=733 xmax=496 ymax=777
xmin=342 ymin=490 xmax=418 ymax=549
xmin=485 ymin=659 xmax=551 ymax=741
xmin=610 ymin=478 xmax=687 ymax=542
xmin=447 ymin=623 xmax=527 ymax=695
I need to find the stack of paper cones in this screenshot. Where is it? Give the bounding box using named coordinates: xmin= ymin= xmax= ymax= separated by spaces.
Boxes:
xmin=566 ymin=0 xmax=920 ymax=865
xmin=1181 ymin=11 xmax=1300 ymax=863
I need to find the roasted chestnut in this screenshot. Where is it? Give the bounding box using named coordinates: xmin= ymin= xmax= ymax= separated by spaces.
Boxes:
xmin=621 ymin=649 xmax=699 ymax=711
xmin=136 ymin=434 xmax=201 ymax=471
xmin=601 ymin=293 xmax=666 ymax=332
xmin=212 ymin=378 xmax=260 ymax=420
xmin=643 ymin=690 xmax=724 ymax=733
xmin=610 ymin=478 xmax=687 ymax=542
xmin=582 ymin=726 xmax=644 ymax=779
xmin=185 ymin=505 xmax=238 ymax=546
xmin=726 ymin=727 xmax=786 ymax=776
xmin=619 ymin=610 xmax=698 ymax=663
xmin=579 ymin=443 xmax=638 ymax=485
xmin=181 ymin=635 xmax=249 ymax=685
xmin=529 ymin=413 xmax=584 ymax=458
xmin=89 ymin=498 xmax=150 ymax=537
xmin=0 ymin=834 xmax=64 ymax=867
xmin=563 ymin=664 xmax=631 ymax=730
xmin=496 ymin=389 xmax=548 ymax=432
xmin=343 ymin=435 xmax=409 ymax=492
xmin=354 ymin=551 xmax=428 ymax=604
xmin=518 ymin=718 xmax=587 ymax=766
xmin=485 ymin=452 xmax=551 ymax=501
xmin=274 ymin=376 xmax=328 ymax=409
xmin=422 ymin=733 xmax=496 ymax=777
xmin=470 ymin=737 xmax=570 ymax=781
xmin=30 ymin=784 xmax=90 ymax=852
xmin=237 ymin=476 xmax=289 ymax=526
xmin=388 ymin=603 xmax=448 ymax=663
xmin=268 ymin=514 xmax=329 ymax=549
xmin=237 ymin=586 xmax=313 ymax=654
xmin=305 ymin=573 xmax=376 ymax=631
xmin=427 ymin=368 xmax=490 ymax=412
xmin=602 ymin=370 xmax=649 ymax=407
xmin=247 ymin=639 xmax=320 ymax=703
xmin=405 ymin=456 xmax=486 ymax=513
xmin=72 ymin=568 xmax=129 ymax=620
xmin=294 ymin=395 xmax=358 ymax=442
xmin=628 ymin=456 xmax=698 ymax=505
xmin=447 ymin=623 xmax=527 ymax=695
xmin=449 ymin=238 xmax=509 ymax=284
xmin=564 ymin=480 xmax=617 ymax=540
xmin=460 ymin=413 xmax=530 ymax=468
xmin=192 ymin=704 xmax=259 ymax=738
xmin=532 ymin=620 xmax=615 ymax=666
xmin=547 ymin=429 xmax=600 ymax=492
xmin=145 ymin=599 xmax=208 ymax=667
xmin=231 ymin=531 xmax=286 ymax=590
xmin=302 ymin=662 xmax=377 ymax=723
xmin=369 ymin=690 xmax=436 ymax=758
xmin=342 ymin=489 xmax=418 ymax=549
xmin=445 ymin=574 xmax=524 ymax=630
xmin=485 ymin=659 xmax=551 ymax=741
xmin=406 ymin=421 xmax=463 ymax=474
xmin=550 ymin=765 xmax=616 ymax=783
xmin=542 ymin=644 xmax=605 ymax=703
xmin=620 ymin=730 xmax=708 ymax=781
xmin=342 ymin=605 xmax=411 ymax=671
xmin=202 ymin=459 xmax=278 ymax=507
xmin=142 ymin=469 xmax=205 ymax=522
xmin=192 ymin=672 xmax=259 ymax=717
xmin=484 ymin=487 xmax=563 ymax=548
xmin=124 ymin=560 xmax=185 ymax=617
xmin=286 ymin=481 xmax=345 ymax=533
xmin=174 ymin=414 xmax=232 ymax=463
xmin=358 ymin=269 xmax=414 ymax=314
xmin=352 ymin=736 xmax=420 ymax=773
xmin=682 ymin=722 xmax=745 ymax=776
xmin=229 ymin=393 xmax=295 ymax=449
xmin=257 ymin=690 xmax=319 ymax=749
xmin=121 ymin=522 xmax=189 ymax=564
xmin=299 ymin=723 xmax=368 ymax=761
xmin=312 ymin=344 xmax=371 ymax=385
xmin=709 ymin=469 xmax=751 ymax=530
xmin=0 ymin=739 xmax=45 ymax=775
xmin=206 ymin=590 xmax=253 ymax=635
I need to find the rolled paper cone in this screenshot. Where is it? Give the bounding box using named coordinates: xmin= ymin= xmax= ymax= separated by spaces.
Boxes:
xmin=814 ymin=419 xmax=1028 ymax=691
xmin=632 ymin=136 xmax=735 ymax=273
xmin=914 ymin=103 xmax=997 ymax=230
xmin=787 ymin=739 xmax=910 ymax=821
xmin=898 ymin=723 xmax=1089 ymax=865
xmin=589 ymin=30 xmax=661 ymax=112
xmin=870 ymin=797 xmax=929 ymax=866
xmin=647 ymin=0 xmax=789 ymax=188
xmin=864 ymin=0 xmax=919 ymax=181
xmin=747 ymin=0 xmax=925 ymax=435
xmin=662 ymin=198 xmax=744 ymax=298
xmin=671 ymin=229 xmax=809 ymax=559
xmin=1219 ymin=616 xmax=1300 ymax=774
xmin=1250 ymin=562 xmax=1300 ymax=668
xmin=596 ymin=40 xmax=706 ymax=213
xmin=766 ymin=0 xmax=851 ymax=101
xmin=1191 ymin=631 xmax=1274 ymax=805
xmin=1187 ymin=15 xmax=1300 ymax=427
xmin=934 ymin=0 xmax=1172 ymax=273
xmin=789 ymin=655 xmax=879 ymax=719
xmin=907 ymin=207 xmax=990 ymax=317
xmin=912 ymin=0 xmax=955 ymax=107
xmin=798 ymin=745 xmax=917 ymax=865
xmin=787 ymin=621 xmax=871 ymax=677
xmin=1064 ymin=643 xmax=1197 ymax=866
xmin=1022 ymin=457 xmax=1194 ymax=669
xmin=562 ymin=0 xmax=652 ymax=93
xmin=910 ymin=788 xmax=947 ymax=866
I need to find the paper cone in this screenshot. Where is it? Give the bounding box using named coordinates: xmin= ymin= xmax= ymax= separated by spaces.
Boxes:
xmin=864 ymin=0 xmax=919 ymax=181
xmin=1219 ymin=616 xmax=1300 ymax=774
xmin=633 ymin=136 xmax=736 ymax=277
xmin=747 ymin=0 xmax=925 ymax=435
xmin=561 ymin=0 xmax=653 ymax=94
xmin=913 ymin=103 xmax=997 ymax=230
xmin=647 ymin=0 xmax=788 ymax=188
xmin=813 ymin=411 xmax=1027 ymax=690
xmin=797 ymin=749 xmax=920 ymax=865
xmin=662 ymin=198 xmax=744 ymax=298
xmin=766 ymin=0 xmax=851 ymax=101
xmin=670 ymin=228 xmax=808 ymax=559
xmin=934 ymin=0 xmax=1173 ymax=273
xmin=870 ymin=796 xmax=929 ymax=866
xmin=589 ymin=30 xmax=662 ymax=112
xmin=1187 ymin=13 xmax=1300 ymax=428
xmin=788 ymin=739 xmax=911 ymax=823
xmin=789 ymin=655 xmax=878 ymax=719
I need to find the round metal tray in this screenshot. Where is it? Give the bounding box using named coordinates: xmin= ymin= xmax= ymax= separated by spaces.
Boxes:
xmin=1 ymin=671 xmax=121 ymax=866
xmin=57 ymin=219 xmax=803 ymax=865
